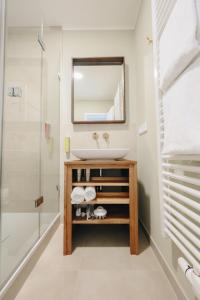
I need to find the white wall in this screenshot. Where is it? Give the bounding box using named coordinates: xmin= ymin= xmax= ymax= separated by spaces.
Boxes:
xmin=134 ymin=1 xmax=196 ymax=300
xmin=60 ymin=30 xmax=137 ymax=212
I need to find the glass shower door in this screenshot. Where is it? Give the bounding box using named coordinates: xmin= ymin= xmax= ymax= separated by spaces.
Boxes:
xmin=0 ymin=28 xmax=42 ymax=286
xmin=40 ymin=28 xmax=60 ymax=235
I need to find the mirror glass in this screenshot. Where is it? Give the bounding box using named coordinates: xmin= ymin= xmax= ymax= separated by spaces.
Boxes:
xmin=72 ymin=57 xmax=125 ymax=124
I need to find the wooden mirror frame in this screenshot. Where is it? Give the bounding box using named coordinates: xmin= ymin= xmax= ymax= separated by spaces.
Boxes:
xmin=71 ymin=57 xmax=125 ymax=124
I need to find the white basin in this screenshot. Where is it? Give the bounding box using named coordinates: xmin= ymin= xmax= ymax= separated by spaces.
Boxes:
xmin=71 ymin=148 xmax=129 ymax=160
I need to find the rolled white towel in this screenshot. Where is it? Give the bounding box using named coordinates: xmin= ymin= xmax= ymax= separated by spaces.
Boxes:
xmin=71 ymin=187 xmax=85 ymax=204
xmin=84 ymin=187 xmax=96 ymax=202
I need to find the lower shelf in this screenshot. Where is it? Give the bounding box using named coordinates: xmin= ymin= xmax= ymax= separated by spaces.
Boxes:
xmin=72 ymin=216 xmax=129 ymax=224
xmin=74 ymin=198 xmax=129 ymax=205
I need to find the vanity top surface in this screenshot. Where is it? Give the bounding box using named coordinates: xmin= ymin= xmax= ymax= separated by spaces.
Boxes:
xmin=65 ymin=159 xmax=137 ymax=166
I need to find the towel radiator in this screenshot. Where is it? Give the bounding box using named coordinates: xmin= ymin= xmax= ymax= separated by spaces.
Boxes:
xmin=151 ymin=0 xmax=200 ymax=278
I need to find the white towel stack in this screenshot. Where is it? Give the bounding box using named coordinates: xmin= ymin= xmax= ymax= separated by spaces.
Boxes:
xmin=71 ymin=187 xmax=85 ymax=204
xmin=84 ymin=187 xmax=96 ymax=202
xmin=71 ymin=186 xmax=96 ymax=204
xmin=159 ymin=0 xmax=200 ymax=92
xmin=163 ymin=56 xmax=200 ymax=154
xmin=160 ymin=0 xmax=200 ymax=155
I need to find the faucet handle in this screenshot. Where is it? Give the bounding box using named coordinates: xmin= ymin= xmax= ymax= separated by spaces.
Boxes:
xmin=103 ymin=132 xmax=109 ymax=141
xmin=92 ymin=132 xmax=99 ymax=140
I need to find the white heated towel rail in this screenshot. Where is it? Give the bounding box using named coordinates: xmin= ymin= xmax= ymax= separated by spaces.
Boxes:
xmin=151 ymin=0 xmax=200 ymax=276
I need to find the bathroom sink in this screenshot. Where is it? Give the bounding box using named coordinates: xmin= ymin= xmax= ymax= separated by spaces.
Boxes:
xmin=71 ymin=148 xmax=129 ymax=160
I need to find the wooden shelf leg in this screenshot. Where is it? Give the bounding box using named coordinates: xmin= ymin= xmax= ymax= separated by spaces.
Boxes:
xmin=129 ymin=164 xmax=138 ymax=255
xmin=64 ymin=166 xmax=72 ymax=255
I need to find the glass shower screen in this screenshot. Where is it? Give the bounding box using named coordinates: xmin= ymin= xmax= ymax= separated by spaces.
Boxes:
xmin=0 ymin=28 xmax=42 ymax=286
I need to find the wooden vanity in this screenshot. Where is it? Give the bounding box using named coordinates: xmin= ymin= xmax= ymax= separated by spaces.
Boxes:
xmin=63 ymin=160 xmax=138 ymax=255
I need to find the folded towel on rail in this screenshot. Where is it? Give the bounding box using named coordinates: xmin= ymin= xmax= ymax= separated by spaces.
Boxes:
xmin=159 ymin=0 xmax=200 ymax=92
xmin=162 ymin=55 xmax=200 ymax=154
xmin=71 ymin=187 xmax=85 ymax=204
xmin=84 ymin=187 xmax=96 ymax=202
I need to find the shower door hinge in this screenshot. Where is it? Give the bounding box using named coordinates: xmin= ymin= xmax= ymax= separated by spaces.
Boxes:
xmin=35 ymin=196 xmax=44 ymax=208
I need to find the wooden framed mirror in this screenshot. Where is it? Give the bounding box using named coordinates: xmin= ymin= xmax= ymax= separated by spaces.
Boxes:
xmin=71 ymin=57 xmax=125 ymax=124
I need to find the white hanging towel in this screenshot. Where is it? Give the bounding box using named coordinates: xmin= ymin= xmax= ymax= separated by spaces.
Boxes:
xmin=163 ymin=55 xmax=200 ymax=155
xmin=159 ymin=0 xmax=200 ymax=92
xmin=84 ymin=187 xmax=96 ymax=202
xmin=71 ymin=187 xmax=85 ymax=204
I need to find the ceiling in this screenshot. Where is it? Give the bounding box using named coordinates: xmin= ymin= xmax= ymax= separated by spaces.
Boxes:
xmin=7 ymin=0 xmax=141 ymax=29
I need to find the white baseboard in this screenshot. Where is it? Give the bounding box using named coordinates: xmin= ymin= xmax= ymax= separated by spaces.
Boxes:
xmin=0 ymin=213 xmax=60 ymax=300
xmin=140 ymin=221 xmax=189 ymax=300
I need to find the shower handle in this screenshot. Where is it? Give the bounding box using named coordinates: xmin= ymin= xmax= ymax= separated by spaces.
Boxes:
xmin=35 ymin=196 xmax=44 ymax=208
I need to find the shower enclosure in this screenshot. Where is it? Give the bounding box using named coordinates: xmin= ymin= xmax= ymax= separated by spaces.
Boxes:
xmin=0 ymin=1 xmax=60 ymax=292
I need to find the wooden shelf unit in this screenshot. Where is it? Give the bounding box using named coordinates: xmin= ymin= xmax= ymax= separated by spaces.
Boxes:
xmin=72 ymin=216 xmax=130 ymax=225
xmin=72 ymin=182 xmax=129 ymax=187
xmin=64 ymin=160 xmax=138 ymax=255
xmin=79 ymin=197 xmax=130 ymax=205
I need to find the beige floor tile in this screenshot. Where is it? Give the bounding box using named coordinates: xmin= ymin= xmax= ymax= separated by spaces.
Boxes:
xmin=74 ymin=270 xmax=177 ymax=300
xmin=79 ymin=246 xmax=132 ymax=270
xmin=12 ymin=225 xmax=177 ymax=300
xmin=35 ymin=243 xmax=84 ymax=272
xmin=129 ymin=247 xmax=162 ymax=271
xmin=15 ymin=269 xmax=77 ymax=300
xmin=73 ymin=225 xmax=161 ymax=271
